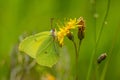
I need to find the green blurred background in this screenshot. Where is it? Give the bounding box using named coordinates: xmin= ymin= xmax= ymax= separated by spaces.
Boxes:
xmin=0 ymin=0 xmax=120 ymax=80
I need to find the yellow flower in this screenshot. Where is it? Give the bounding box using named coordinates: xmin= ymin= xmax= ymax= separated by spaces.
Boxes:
xmin=57 ymin=18 xmax=77 ymax=46
xmin=46 ymin=73 xmax=56 ymax=80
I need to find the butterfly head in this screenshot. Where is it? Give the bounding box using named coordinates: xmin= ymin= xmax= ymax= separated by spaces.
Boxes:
xmin=50 ymin=29 xmax=57 ymax=39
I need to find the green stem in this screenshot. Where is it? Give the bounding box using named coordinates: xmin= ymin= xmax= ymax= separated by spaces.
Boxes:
xmin=86 ymin=0 xmax=97 ymax=79
xmin=86 ymin=48 xmax=97 ymax=80
xmin=96 ymin=64 xmax=99 ymax=80
xmin=78 ymin=40 xmax=82 ymax=54
xmin=73 ymin=41 xmax=79 ymax=80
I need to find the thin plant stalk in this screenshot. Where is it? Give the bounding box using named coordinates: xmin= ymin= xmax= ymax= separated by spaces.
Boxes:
xmin=86 ymin=0 xmax=110 ymax=80
xmin=78 ymin=40 xmax=82 ymax=54
xmin=100 ymin=22 xmax=120 ymax=80
xmin=72 ymin=39 xmax=83 ymax=80
xmin=96 ymin=64 xmax=100 ymax=80
xmin=72 ymin=41 xmax=79 ymax=80
xmin=86 ymin=0 xmax=97 ymax=79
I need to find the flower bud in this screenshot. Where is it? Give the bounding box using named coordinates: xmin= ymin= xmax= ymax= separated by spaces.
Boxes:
xmin=67 ymin=32 xmax=74 ymax=41
xmin=77 ymin=17 xmax=85 ymax=40
xmin=78 ymin=28 xmax=85 ymax=40
xmin=97 ymin=53 xmax=107 ymax=64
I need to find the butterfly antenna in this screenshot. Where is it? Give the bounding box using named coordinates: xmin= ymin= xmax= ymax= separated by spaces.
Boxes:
xmin=50 ymin=18 xmax=54 ymax=29
xmin=50 ymin=18 xmax=56 ymax=37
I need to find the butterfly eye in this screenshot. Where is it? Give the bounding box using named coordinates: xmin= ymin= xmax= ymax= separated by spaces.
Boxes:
xmin=50 ymin=29 xmax=57 ymax=41
xmin=97 ymin=53 xmax=107 ymax=64
xmin=50 ymin=29 xmax=56 ymax=36
xmin=44 ymin=51 xmax=47 ymax=54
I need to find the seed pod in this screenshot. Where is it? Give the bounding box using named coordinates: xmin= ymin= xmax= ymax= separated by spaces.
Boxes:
xmin=97 ymin=53 xmax=107 ymax=64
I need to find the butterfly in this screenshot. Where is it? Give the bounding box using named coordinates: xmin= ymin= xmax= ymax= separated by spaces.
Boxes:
xmin=19 ymin=29 xmax=59 ymax=67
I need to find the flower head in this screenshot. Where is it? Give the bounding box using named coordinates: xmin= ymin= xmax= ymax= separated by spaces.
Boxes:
xmin=56 ymin=17 xmax=85 ymax=46
xmin=57 ymin=18 xmax=77 ymax=46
